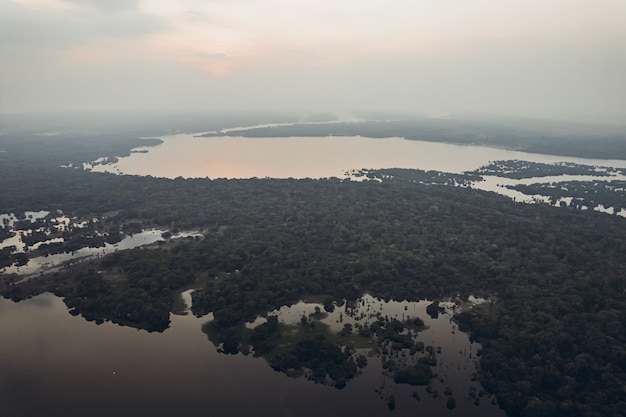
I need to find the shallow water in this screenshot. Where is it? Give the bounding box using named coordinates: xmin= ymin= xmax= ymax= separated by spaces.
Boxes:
xmin=0 ymin=293 xmax=504 ymax=417
xmin=2 ymin=230 xmax=167 ymax=277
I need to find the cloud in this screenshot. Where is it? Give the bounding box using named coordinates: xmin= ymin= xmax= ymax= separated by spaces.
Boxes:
xmin=65 ymin=0 xmax=140 ymax=12
xmin=0 ymin=0 xmax=167 ymax=52
xmin=195 ymin=52 xmax=229 ymax=60
xmin=1 ymin=0 xmax=625 ymax=117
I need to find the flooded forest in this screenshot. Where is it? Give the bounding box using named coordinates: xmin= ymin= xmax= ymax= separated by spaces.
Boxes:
xmin=1 ymin=115 xmax=626 ymax=417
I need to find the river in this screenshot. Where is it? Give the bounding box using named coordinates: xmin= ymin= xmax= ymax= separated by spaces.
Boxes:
xmin=88 ymin=133 xmax=626 ymax=215
xmin=90 ymin=134 xmax=626 ymax=179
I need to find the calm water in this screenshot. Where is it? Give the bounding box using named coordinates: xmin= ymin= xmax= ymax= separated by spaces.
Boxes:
xmin=91 ymin=134 xmax=626 ymax=179
xmin=90 ymin=134 xmax=626 ymax=213
xmin=3 ymin=230 xmax=166 ymax=277
xmin=2 ymin=230 xmax=201 ymax=277
xmin=0 ymin=293 xmax=504 ymax=417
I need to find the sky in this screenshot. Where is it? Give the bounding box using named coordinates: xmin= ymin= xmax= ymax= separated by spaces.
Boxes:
xmin=1 ymin=0 xmax=625 ymax=118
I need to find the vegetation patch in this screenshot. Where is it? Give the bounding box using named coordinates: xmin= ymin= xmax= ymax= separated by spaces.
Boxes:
xmin=202 ymin=306 xmax=433 ymax=390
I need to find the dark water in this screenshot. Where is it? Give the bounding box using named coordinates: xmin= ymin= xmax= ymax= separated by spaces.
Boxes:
xmin=0 ymin=293 xmax=504 ymax=417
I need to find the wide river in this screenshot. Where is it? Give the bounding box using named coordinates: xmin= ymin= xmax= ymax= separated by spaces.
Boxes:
xmin=92 ymin=133 xmax=626 ymax=179
xmin=90 ymin=134 xmax=626 ymax=213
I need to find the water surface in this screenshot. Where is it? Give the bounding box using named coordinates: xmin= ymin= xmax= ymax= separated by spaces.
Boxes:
xmin=0 ymin=293 xmax=504 ymax=417
xmin=91 ymin=134 xmax=626 ymax=179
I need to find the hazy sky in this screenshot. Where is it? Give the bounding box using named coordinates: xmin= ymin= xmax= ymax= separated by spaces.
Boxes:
xmin=1 ymin=0 xmax=625 ymax=117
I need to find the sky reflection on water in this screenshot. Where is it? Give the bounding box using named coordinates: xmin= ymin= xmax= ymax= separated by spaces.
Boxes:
xmin=91 ymin=134 xmax=626 ymax=180
xmin=0 ymin=293 xmax=505 ymax=417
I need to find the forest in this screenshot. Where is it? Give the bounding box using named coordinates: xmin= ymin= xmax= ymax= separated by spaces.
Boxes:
xmin=200 ymin=118 xmax=626 ymax=160
xmin=1 ymin=124 xmax=626 ymax=417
